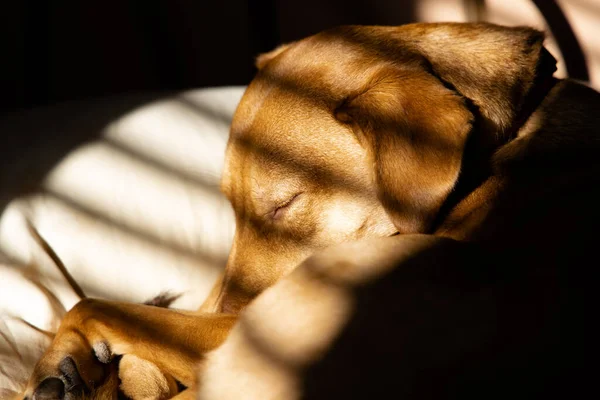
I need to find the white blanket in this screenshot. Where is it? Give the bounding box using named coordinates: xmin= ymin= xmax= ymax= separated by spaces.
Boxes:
xmin=0 ymin=87 xmax=245 ymax=396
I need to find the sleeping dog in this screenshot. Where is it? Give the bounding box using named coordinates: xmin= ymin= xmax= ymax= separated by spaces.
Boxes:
xmin=25 ymin=22 xmax=597 ymax=399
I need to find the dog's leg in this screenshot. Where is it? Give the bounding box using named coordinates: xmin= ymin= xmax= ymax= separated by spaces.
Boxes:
xmin=24 ymin=299 xmax=236 ymax=399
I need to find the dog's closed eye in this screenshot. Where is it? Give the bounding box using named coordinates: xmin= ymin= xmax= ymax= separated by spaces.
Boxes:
xmin=272 ymin=193 xmax=303 ymax=220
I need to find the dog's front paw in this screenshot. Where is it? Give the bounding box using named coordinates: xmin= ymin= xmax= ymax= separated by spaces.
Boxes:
xmin=26 ymin=335 xmax=111 ymax=400
xmin=25 ymin=303 xmax=113 ymax=399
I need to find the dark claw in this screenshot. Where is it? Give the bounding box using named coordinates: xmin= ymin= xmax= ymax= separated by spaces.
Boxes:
xmin=33 ymin=377 xmax=64 ymax=400
xmin=58 ymin=357 xmax=85 ymax=394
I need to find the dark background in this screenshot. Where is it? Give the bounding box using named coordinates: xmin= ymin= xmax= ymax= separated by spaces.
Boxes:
xmin=2 ymin=1 xmax=590 ymax=114
xmin=2 ymin=0 xmax=418 ymax=112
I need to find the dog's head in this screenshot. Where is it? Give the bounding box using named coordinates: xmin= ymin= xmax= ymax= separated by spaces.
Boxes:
xmin=216 ymin=23 xmax=555 ymax=313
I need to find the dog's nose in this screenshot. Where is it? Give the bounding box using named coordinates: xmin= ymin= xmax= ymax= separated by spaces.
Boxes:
xmin=32 ymin=377 xmax=64 ymax=400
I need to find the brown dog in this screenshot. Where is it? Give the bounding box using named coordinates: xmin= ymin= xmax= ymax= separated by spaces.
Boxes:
xmin=24 ymin=22 xmax=597 ymax=399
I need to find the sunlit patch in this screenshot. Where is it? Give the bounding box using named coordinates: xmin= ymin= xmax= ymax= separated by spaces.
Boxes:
xmin=416 ymin=0 xmax=468 ymax=23
xmin=42 ymin=141 xmax=233 ymax=265
xmin=317 ymin=197 xmax=371 ymax=244
xmin=104 ymin=88 xmax=241 ymax=185
xmin=0 ymin=87 xmax=245 ymax=390
xmin=0 ymin=188 xmax=224 ymax=309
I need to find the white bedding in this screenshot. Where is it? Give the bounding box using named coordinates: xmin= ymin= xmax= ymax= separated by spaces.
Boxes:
xmin=0 ymin=86 xmax=245 ymax=396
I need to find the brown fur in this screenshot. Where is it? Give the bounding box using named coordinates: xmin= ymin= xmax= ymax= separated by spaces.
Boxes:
xmin=25 ymin=22 xmax=597 ymax=399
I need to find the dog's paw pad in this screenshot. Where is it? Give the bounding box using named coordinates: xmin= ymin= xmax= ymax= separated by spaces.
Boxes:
xmin=33 ymin=377 xmax=64 ymax=400
xmin=92 ymin=341 xmax=112 ymax=364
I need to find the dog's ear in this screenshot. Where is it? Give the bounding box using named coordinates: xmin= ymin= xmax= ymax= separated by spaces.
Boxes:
xmin=400 ymin=23 xmax=556 ymax=137
xmin=334 ymin=23 xmax=554 ymax=234
xmin=336 ymin=66 xmax=473 ymax=234
xmin=256 ymin=43 xmax=295 ymax=70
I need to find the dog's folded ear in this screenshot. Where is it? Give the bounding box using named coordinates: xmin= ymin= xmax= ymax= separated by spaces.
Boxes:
xmin=334 ymin=23 xmax=555 ymax=234
xmin=336 ymin=66 xmax=473 ymax=234
xmin=400 ymin=23 xmax=556 ymax=138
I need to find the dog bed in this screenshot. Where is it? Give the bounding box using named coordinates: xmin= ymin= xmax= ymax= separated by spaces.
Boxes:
xmin=0 ymin=86 xmax=244 ymax=395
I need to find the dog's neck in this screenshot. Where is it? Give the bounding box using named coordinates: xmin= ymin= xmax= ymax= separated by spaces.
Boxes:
xmin=431 ymin=50 xmax=558 ymax=236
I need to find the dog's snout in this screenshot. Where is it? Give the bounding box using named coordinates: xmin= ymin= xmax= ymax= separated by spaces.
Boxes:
xmin=32 ymin=378 xmax=64 ymax=400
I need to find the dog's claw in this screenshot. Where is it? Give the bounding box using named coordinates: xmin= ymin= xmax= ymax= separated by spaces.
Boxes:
xmin=58 ymin=357 xmax=86 ymax=394
xmin=32 ymin=377 xmax=64 ymax=400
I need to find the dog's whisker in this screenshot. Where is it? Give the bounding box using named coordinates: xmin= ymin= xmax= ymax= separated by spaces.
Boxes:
xmin=24 ymin=218 xmax=87 ymax=301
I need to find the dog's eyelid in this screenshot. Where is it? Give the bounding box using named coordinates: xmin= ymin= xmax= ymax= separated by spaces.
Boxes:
xmin=271 ymin=192 xmax=303 ymax=219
